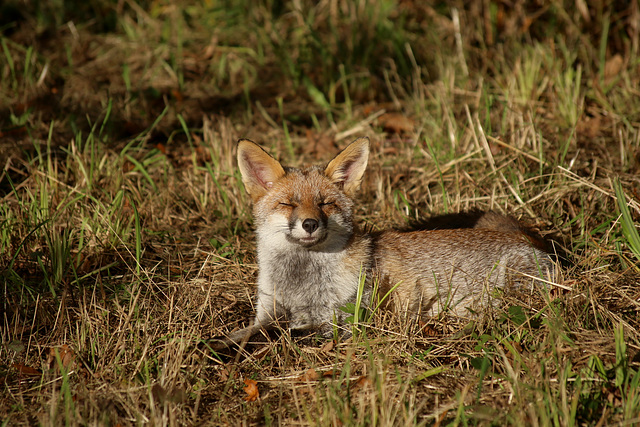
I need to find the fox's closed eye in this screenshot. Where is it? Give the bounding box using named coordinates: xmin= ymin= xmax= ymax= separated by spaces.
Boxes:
xmin=319 ymin=200 xmax=335 ymax=207
xmin=279 ymin=202 xmax=296 ymax=208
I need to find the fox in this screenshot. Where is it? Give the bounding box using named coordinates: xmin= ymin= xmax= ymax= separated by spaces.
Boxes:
xmin=215 ymin=137 xmax=555 ymax=347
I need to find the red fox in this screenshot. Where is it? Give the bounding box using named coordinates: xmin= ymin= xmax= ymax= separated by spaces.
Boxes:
xmin=219 ymin=137 xmax=555 ymax=346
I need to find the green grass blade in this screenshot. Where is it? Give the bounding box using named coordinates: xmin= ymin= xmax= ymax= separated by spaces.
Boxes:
xmin=613 ymin=178 xmax=640 ymax=263
xmin=125 ymin=154 xmax=157 ymax=191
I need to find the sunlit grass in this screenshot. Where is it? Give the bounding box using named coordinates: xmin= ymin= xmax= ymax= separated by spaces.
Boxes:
xmin=1 ymin=1 xmax=640 ymax=425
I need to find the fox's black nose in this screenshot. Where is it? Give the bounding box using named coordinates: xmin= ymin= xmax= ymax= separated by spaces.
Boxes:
xmin=302 ymin=218 xmax=319 ymax=234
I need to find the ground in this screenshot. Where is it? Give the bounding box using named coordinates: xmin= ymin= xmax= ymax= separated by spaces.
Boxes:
xmin=1 ymin=1 xmax=640 ymax=425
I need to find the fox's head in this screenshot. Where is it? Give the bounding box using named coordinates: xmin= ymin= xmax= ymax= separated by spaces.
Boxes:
xmin=237 ymin=137 xmax=370 ymax=251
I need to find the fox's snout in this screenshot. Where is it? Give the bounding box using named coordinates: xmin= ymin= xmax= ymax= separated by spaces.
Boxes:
xmin=288 ymin=208 xmax=327 ymax=246
xmin=301 ymin=218 xmax=319 ymax=234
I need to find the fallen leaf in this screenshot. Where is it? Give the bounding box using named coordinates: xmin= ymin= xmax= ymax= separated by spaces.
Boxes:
xmin=298 ymin=368 xmax=319 ymax=382
xmin=420 ymin=323 xmax=439 ymax=337
xmin=12 ymin=363 xmax=42 ymax=376
xmin=604 ymin=54 xmax=623 ymax=82
xmin=320 ymin=340 xmax=335 ymax=353
xmin=488 ymin=141 xmax=502 ymax=156
xmin=322 ymin=369 xmax=335 ymax=378
xmin=377 ymin=112 xmax=415 ymax=134
xmin=47 ymin=344 xmax=76 ymax=372
xmin=351 ymin=375 xmax=373 ymax=391
xmin=217 ymin=366 xmax=230 ymax=382
xmin=243 ymin=378 xmax=259 ymax=402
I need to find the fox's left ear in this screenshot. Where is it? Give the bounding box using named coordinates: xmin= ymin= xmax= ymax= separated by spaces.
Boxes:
xmin=237 ymin=139 xmax=286 ymax=202
xmin=325 ymin=137 xmax=370 ymax=196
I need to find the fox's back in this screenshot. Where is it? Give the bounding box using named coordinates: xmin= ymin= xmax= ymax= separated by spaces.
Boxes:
xmin=373 ymin=228 xmax=554 ymax=317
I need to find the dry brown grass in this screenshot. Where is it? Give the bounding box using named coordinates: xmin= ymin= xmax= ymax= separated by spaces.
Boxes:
xmin=2 ymin=1 xmax=640 ymax=425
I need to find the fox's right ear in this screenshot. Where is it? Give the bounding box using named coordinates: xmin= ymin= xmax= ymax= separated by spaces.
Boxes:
xmin=325 ymin=137 xmax=370 ymax=196
xmin=237 ymin=139 xmax=286 ymax=202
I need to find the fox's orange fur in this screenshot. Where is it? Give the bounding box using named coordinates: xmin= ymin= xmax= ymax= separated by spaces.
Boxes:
xmin=220 ymin=137 xmax=555 ymax=346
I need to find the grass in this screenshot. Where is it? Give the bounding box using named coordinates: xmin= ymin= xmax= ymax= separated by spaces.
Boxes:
xmin=2 ymin=0 xmax=640 ymax=425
